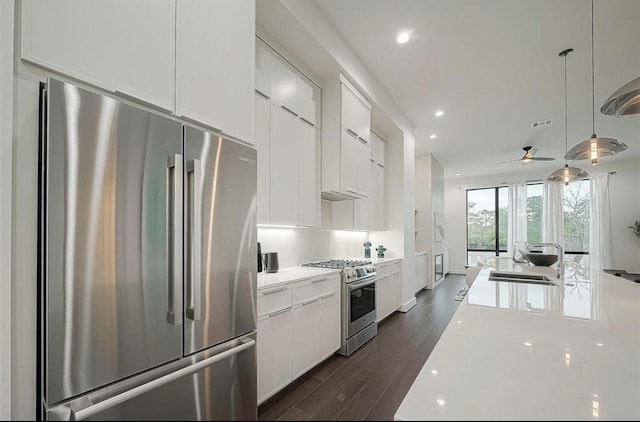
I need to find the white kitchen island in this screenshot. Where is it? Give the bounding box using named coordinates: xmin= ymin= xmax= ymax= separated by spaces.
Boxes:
xmin=395 ymin=259 xmax=640 ymax=420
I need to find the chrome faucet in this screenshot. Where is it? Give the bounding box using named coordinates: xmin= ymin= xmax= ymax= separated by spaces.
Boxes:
xmin=528 ymin=243 xmax=563 ymax=279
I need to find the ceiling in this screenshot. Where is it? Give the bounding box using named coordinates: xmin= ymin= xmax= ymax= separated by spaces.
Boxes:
xmin=258 ymin=0 xmax=640 ymax=179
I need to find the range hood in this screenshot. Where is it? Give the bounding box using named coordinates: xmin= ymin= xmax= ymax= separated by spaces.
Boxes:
xmin=321 ymin=189 xmax=366 ymax=201
xmin=601 ymin=76 xmax=640 ymax=116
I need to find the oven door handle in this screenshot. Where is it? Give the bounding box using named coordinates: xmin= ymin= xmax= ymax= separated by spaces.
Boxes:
xmin=348 ymin=278 xmax=376 ymax=291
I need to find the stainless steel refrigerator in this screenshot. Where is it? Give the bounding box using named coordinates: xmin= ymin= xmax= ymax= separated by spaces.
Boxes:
xmin=38 ymin=78 xmax=257 ymax=420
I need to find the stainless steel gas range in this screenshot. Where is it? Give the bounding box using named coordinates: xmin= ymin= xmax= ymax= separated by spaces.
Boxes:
xmin=302 ymin=259 xmax=377 ymax=356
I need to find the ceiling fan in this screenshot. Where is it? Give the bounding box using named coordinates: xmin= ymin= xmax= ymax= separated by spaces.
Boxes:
xmin=496 ymin=146 xmax=556 ymax=165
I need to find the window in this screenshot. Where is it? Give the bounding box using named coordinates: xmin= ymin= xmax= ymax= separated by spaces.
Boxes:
xmin=466 ymin=180 xmax=590 ymax=270
xmin=466 ymin=187 xmax=507 ymax=265
xmin=526 ymin=183 xmax=543 ymax=244
xmin=563 ymin=179 xmax=590 ymax=280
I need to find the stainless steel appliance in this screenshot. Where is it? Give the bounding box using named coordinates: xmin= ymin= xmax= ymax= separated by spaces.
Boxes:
xmin=301 ymin=259 xmax=376 ymax=356
xmin=38 ymin=78 xmax=258 ymax=420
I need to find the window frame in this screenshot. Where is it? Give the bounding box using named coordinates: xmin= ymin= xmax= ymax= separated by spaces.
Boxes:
xmin=466 ymin=186 xmax=507 ymax=261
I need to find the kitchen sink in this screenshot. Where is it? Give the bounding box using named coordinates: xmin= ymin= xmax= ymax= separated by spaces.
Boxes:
xmin=488 ymin=271 xmax=557 ymax=286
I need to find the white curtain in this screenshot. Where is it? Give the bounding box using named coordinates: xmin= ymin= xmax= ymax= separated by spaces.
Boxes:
xmin=507 ymin=182 xmax=528 ymax=256
xmin=589 ymin=173 xmax=612 ymax=272
xmin=542 ymin=180 xmax=564 ymax=251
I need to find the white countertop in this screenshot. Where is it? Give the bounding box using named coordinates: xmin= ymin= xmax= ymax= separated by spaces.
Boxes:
xmin=371 ymin=257 xmax=403 ymax=265
xmin=257 ymin=266 xmax=341 ymax=290
xmin=395 ymin=260 xmax=640 ymax=420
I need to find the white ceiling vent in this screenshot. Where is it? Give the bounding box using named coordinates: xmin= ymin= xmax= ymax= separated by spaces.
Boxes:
xmin=531 ymin=119 xmax=553 ymax=128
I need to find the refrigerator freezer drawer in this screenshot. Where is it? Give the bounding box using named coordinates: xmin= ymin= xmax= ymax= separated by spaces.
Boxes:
xmin=46 ymin=332 xmax=257 ymax=421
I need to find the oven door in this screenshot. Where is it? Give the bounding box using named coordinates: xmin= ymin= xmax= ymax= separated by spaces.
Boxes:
xmin=346 ymin=277 xmax=376 ymax=338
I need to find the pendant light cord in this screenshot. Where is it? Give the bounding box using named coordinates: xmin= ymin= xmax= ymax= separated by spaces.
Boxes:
xmin=591 ymin=0 xmax=595 ymax=136
xmin=564 ymin=51 xmax=568 ymax=165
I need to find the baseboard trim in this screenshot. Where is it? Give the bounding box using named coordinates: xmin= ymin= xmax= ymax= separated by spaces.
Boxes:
xmin=399 ymin=297 xmax=417 ymax=312
xmin=449 ymin=270 xmax=466 ymax=275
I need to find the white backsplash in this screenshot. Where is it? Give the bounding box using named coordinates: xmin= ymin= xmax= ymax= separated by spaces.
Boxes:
xmin=257 ymin=228 xmax=370 ymax=269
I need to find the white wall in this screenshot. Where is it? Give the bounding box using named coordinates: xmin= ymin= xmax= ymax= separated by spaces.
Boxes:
xmin=257 ymin=227 xmax=372 ymax=268
xmin=605 ymin=158 xmax=640 ymax=272
xmin=415 ymin=154 xmax=445 ymax=289
xmin=444 ymin=157 xmax=640 ymax=274
xmin=0 ymin=1 xmax=14 ymax=418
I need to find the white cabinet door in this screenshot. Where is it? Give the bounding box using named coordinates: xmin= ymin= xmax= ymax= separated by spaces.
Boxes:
xmin=270 ymin=105 xmax=299 ymax=225
xmin=340 ymin=84 xmax=359 ymax=134
xmin=373 ymin=163 xmax=385 ymax=230
xmin=292 ymin=301 xmax=319 ymax=379
xmin=298 ymin=120 xmax=317 ymax=227
xmin=255 ymin=94 xmax=271 ymax=224
xmin=21 ymin=0 xmax=175 ymax=111
xmin=257 ymin=310 xmax=292 ymax=404
xmin=318 ymin=291 xmax=341 ymax=360
xmin=375 ymin=274 xmax=388 ymax=322
xmin=390 ymin=270 xmax=403 ymax=311
xmin=176 ymin=0 xmax=254 ymax=143
xmin=297 ymin=76 xmax=316 ymax=125
xmin=340 ymin=129 xmax=359 ymax=196
xmin=255 ymin=41 xmax=271 ymax=98
xmin=355 ymin=139 xmax=371 ymax=197
xmin=371 ymin=132 xmax=385 ymax=166
xmin=355 ymin=100 xmax=371 ymax=144
xmin=270 ymin=55 xmax=297 ymax=113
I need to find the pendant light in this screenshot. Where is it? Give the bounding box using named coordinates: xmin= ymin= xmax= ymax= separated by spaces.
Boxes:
xmin=601 ymin=76 xmax=640 ymax=116
xmin=548 ymin=48 xmax=589 ymax=185
xmin=564 ymin=0 xmax=627 ymax=164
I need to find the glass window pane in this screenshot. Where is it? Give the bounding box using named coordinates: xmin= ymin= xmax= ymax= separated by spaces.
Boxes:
xmin=563 ymin=180 xmax=590 ymax=253
xmin=527 ymin=183 xmax=543 ymax=244
xmin=467 ymin=188 xmax=496 ymax=250
xmin=498 ymin=187 xmax=508 ymax=250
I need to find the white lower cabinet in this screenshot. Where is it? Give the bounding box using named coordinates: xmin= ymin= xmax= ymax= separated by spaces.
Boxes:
xmin=318 ymin=290 xmax=341 ymax=360
xmin=375 ymin=260 xmax=403 ymax=322
xmin=257 ymin=274 xmax=341 ymax=404
xmin=257 ymin=309 xmax=292 ymax=404
xmin=292 ymin=300 xmax=320 ymax=378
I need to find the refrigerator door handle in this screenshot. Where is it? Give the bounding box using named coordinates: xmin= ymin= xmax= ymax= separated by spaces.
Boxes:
xmin=186 ymin=159 xmax=202 ymax=321
xmin=69 ymin=339 xmax=256 ymax=421
xmin=167 ymin=154 xmax=183 ymax=325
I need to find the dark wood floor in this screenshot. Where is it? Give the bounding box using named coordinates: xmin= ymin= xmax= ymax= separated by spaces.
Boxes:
xmin=258 ymin=274 xmax=467 ymax=421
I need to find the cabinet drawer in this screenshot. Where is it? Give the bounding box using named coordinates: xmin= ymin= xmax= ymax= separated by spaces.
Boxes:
xmin=292 ymin=275 xmax=340 ymax=305
xmin=375 ymin=260 xmax=401 ymax=277
xmin=258 ymin=287 xmax=291 ymax=316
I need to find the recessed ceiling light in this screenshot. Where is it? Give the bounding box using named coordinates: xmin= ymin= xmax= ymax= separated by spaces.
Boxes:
xmin=430 ymin=134 xmax=437 ymax=139
xmin=455 ymin=173 xmax=461 ymax=176
xmin=435 ymin=110 xmax=444 ymax=117
xmin=396 ymin=32 xmax=410 ymax=44
xmin=524 ymin=342 xmax=532 ymax=347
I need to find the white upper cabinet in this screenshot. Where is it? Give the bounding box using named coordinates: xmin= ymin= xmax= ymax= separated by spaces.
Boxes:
xmin=321 ymin=74 xmax=371 ymax=200
xmin=255 ymin=41 xmax=271 ymax=99
xmin=297 ymin=76 xmax=316 ymax=125
xmin=270 ymin=104 xmax=299 ymax=225
xmin=269 ymin=54 xmax=297 ymax=113
xmin=21 ymin=0 xmax=175 ymax=111
xmin=22 ymin=0 xmax=255 ymax=143
xmin=255 ymin=94 xmax=271 ymax=224
xmin=341 ymin=85 xmax=370 ymax=144
xmin=176 ymin=0 xmax=254 ymax=143
xmin=254 ymin=39 xmax=320 ymax=227
xmin=298 ymin=120 xmax=317 ymax=227
xmin=371 ymin=131 xmax=386 ymax=166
